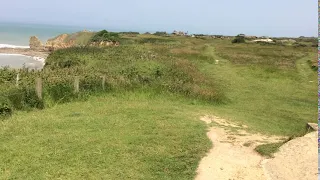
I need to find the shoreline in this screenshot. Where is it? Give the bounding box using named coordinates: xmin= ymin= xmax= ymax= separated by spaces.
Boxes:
xmin=0 ymin=44 xmax=30 ymax=49
xmin=0 ymin=47 xmax=49 ymax=59
xmin=0 ymin=48 xmax=49 ymax=69
xmin=0 ymin=53 xmax=46 ymax=65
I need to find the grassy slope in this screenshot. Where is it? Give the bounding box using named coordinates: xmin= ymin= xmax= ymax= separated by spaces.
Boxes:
xmin=198 ymin=44 xmax=317 ymax=136
xmin=165 ymin=37 xmax=317 ymax=136
xmin=0 ymin=35 xmax=317 ymax=178
xmin=0 ymin=92 xmax=211 ymax=179
xmin=48 ymin=31 xmax=95 ymax=46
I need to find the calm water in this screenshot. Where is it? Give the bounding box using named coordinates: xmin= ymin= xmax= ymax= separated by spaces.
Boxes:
xmin=0 ymin=22 xmax=91 ymax=46
xmin=0 ymin=22 xmax=97 ymax=69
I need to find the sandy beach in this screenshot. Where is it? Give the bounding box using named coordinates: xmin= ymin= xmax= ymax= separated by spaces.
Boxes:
xmin=0 ymin=47 xmax=49 ymax=59
xmin=0 ymin=47 xmax=49 ymax=69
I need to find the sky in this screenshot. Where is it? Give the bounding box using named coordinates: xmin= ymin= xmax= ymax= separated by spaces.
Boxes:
xmin=0 ymin=0 xmax=317 ymax=37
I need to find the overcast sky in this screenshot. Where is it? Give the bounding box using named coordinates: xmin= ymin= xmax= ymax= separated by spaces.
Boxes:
xmin=0 ymin=0 xmax=317 ymax=36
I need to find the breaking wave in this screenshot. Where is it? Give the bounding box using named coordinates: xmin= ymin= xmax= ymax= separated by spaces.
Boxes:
xmin=0 ymin=44 xmax=29 ymax=49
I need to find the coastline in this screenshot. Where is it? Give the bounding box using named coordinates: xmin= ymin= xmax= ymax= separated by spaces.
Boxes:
xmin=0 ymin=48 xmax=49 ymax=69
xmin=0 ymin=47 xmax=49 ymax=59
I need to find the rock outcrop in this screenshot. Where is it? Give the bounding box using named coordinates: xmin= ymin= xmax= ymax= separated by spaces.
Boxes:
xmin=29 ymin=30 xmax=120 ymax=51
xmin=29 ymin=36 xmax=43 ymax=50
xmin=45 ymin=34 xmax=72 ymax=51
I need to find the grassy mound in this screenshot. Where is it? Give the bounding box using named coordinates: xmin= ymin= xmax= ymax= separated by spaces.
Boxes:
xmin=47 ymin=31 xmax=95 ymax=46
xmin=44 ymin=45 xmax=224 ymax=103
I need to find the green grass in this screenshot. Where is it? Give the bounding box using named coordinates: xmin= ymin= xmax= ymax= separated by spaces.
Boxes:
xmin=0 ymin=34 xmax=317 ymax=178
xmin=194 ymin=43 xmax=317 ymax=136
xmin=254 ymin=142 xmax=284 ymax=158
xmin=48 ymin=31 xmax=95 ymax=46
xmin=0 ymin=92 xmax=211 ymax=179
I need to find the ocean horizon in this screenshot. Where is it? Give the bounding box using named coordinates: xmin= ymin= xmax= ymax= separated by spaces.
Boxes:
xmin=0 ymin=22 xmax=96 ymax=69
xmin=0 ymin=22 xmax=92 ymax=46
xmin=0 ymin=22 xmax=157 ymax=69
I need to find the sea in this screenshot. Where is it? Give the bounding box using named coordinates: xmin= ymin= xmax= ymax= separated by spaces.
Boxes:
xmin=0 ymin=22 xmax=96 ymax=69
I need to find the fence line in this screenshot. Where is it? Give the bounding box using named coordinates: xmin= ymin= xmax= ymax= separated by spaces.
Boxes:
xmin=16 ymin=73 xmax=20 ymax=87
xmin=35 ymin=78 xmax=42 ymax=100
xmin=1 ymin=74 xmax=109 ymax=99
xmin=101 ymin=75 xmax=106 ymax=91
xmin=74 ymin=76 xmax=79 ymax=93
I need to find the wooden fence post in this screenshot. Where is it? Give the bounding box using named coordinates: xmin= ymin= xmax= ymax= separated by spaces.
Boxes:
xmin=35 ymin=78 xmax=42 ymax=100
xmin=74 ymin=76 xmax=79 ymax=93
xmin=101 ymin=75 xmax=106 ymax=91
xmin=16 ymin=73 xmax=20 ymax=87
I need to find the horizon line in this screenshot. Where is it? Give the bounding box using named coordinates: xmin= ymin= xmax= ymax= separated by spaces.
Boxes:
xmin=0 ymin=20 xmax=316 ymax=38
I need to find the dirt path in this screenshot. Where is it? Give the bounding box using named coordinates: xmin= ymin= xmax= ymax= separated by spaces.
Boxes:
xmin=195 ymin=115 xmax=317 ymax=180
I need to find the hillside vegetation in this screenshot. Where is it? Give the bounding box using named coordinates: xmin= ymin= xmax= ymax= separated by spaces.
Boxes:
xmin=0 ymin=33 xmax=317 ymax=179
xmin=1 ymin=33 xmax=317 ymax=134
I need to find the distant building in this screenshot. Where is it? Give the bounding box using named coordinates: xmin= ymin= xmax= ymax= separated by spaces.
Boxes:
xmin=172 ymin=30 xmax=187 ymax=36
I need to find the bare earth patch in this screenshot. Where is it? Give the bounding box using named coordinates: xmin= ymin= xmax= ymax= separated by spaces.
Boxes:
xmin=195 ymin=115 xmax=317 ymax=180
xmin=262 ymin=131 xmax=317 ymax=180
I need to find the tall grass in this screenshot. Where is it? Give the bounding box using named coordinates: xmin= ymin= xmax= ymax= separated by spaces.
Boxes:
xmin=0 ymin=43 xmax=224 ymax=115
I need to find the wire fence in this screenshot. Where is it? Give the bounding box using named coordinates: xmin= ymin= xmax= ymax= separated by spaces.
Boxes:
xmin=0 ymin=73 xmax=108 ymax=100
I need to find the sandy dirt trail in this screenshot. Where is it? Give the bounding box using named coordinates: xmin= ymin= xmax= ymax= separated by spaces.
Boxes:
xmin=195 ymin=115 xmax=317 ymax=180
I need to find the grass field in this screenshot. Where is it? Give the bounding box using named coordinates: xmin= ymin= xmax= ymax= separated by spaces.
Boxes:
xmin=0 ymin=34 xmax=317 ymax=179
xmin=0 ymin=92 xmax=212 ymax=179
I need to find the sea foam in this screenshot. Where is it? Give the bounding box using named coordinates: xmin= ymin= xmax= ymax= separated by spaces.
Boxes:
xmin=0 ymin=44 xmax=29 ymax=49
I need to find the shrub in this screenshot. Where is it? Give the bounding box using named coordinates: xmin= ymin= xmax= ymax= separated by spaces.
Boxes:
xmin=153 ymin=31 xmax=168 ymax=36
xmin=90 ymin=30 xmax=120 ymax=42
xmin=307 ymin=60 xmax=318 ymax=71
xmin=293 ymin=43 xmax=307 ymax=47
xmin=0 ymin=96 xmax=12 ymax=117
xmin=119 ymin=32 xmax=140 ymax=35
xmin=46 ymin=83 xmax=76 ymax=103
xmin=232 ymin=36 xmax=245 ymax=43
xmin=1 ymin=87 xmax=44 ymax=112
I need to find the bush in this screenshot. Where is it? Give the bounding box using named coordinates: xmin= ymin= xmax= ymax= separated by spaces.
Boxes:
xmin=0 ymin=87 xmax=44 ymax=112
xmin=90 ymin=30 xmax=120 ymax=42
xmin=46 ymin=83 xmax=76 ymax=103
xmin=0 ymin=103 xmax=12 ymax=117
xmin=119 ymin=32 xmax=140 ymax=35
xmin=153 ymin=31 xmax=167 ymax=36
xmin=293 ymin=43 xmax=307 ymax=47
xmin=307 ymin=60 xmax=318 ymax=71
xmin=0 ymin=96 xmax=12 ymax=117
xmin=232 ymin=36 xmax=245 ymax=43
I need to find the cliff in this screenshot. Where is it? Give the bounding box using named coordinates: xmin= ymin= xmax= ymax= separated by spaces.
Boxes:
xmin=29 ymin=30 xmax=120 ymax=52
xmin=43 ymin=31 xmax=95 ymax=51
xmin=41 ymin=30 xmax=119 ymax=51
xmin=45 ymin=34 xmax=75 ymax=51
xmin=29 ymin=36 xmax=44 ymax=50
